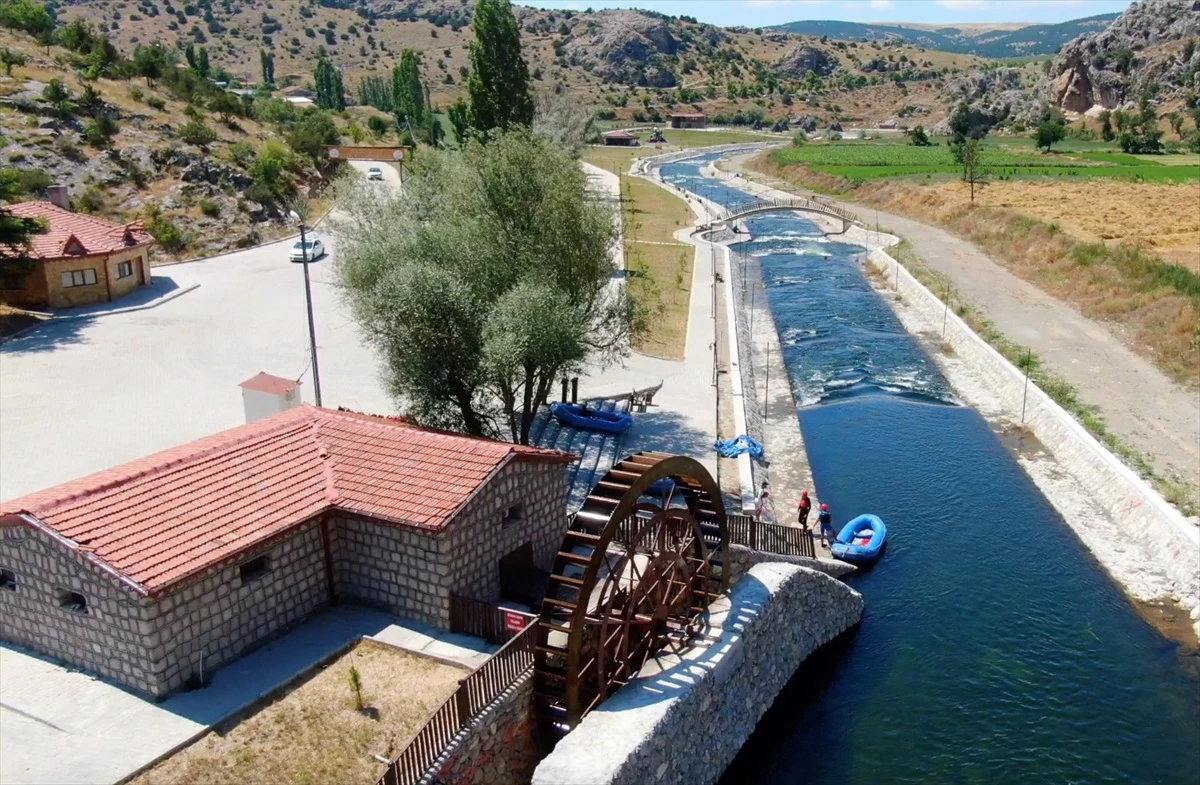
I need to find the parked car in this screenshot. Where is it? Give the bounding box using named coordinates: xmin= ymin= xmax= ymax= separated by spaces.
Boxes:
xmin=367 ymin=166 xmax=384 ymax=181
xmin=289 ymin=238 xmax=324 ymax=262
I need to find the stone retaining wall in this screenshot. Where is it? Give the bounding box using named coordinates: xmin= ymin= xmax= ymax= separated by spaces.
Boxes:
xmin=425 ymin=673 xmax=544 ymax=785
xmin=531 ymin=563 xmax=863 ymax=785
xmin=727 ymin=543 xmax=854 ymax=584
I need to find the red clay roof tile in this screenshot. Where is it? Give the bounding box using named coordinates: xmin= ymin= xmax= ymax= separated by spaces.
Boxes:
xmin=7 ymin=201 xmax=154 ymax=259
xmin=0 ymin=406 xmax=573 ymax=595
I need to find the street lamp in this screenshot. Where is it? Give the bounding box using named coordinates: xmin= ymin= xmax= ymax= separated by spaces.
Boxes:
xmin=289 ymin=209 xmax=323 ymax=408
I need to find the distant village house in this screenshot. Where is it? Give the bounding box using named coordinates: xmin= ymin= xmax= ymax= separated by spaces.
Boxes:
xmin=603 ymin=130 xmax=639 ymax=146
xmin=0 ymin=192 xmax=154 ymax=309
xmin=668 ymin=112 xmax=706 ymax=129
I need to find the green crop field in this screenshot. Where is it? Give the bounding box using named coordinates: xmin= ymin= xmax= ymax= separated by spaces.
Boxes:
xmin=772 ymin=139 xmax=1200 ymax=183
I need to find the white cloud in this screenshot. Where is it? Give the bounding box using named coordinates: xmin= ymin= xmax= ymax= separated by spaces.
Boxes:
xmin=869 ymin=0 xmax=895 ymax=8
xmin=936 ymin=0 xmax=991 ymax=9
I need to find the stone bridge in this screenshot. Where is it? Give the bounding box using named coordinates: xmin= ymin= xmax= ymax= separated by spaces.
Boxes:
xmin=716 ymin=197 xmax=861 ymax=235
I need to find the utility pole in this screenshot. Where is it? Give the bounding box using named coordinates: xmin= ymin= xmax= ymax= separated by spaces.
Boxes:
xmin=291 ymin=211 xmax=323 ymax=407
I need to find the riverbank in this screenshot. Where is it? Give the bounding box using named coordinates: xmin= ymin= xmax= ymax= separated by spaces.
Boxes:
xmin=704 ymin=157 xmax=1199 ymax=645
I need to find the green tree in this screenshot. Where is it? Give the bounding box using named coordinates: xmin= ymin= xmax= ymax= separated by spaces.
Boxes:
xmin=467 ymin=0 xmax=533 ymax=135
xmin=907 ymin=124 xmax=931 ymax=146
xmin=1034 ymin=118 xmax=1066 ymax=151
xmin=209 ymin=90 xmax=241 ymax=123
xmin=392 ymin=49 xmax=425 ymax=129
xmin=1099 ymin=109 xmax=1114 ymax=142
xmin=179 ymin=117 xmax=217 ymax=146
xmin=1167 ymin=112 xmax=1184 ymax=138
xmin=196 ymin=45 xmax=209 ymax=78
xmin=447 ymin=97 xmax=469 ymax=145
xmin=0 ymin=47 xmax=27 ymax=76
xmin=0 ymin=167 xmax=47 ymax=283
xmin=132 ymin=43 xmax=168 ymax=87
xmin=184 ymin=41 xmax=196 ymax=70
xmin=260 ymin=48 xmax=275 ymax=85
xmin=531 ymin=88 xmax=595 ymax=155
xmin=960 ymin=137 xmax=988 ymax=204
xmin=41 ymin=77 xmax=69 ymax=103
xmin=286 ymin=109 xmax=339 ymax=164
xmin=332 ymin=129 xmax=634 ymax=443
xmin=82 ymin=110 xmax=118 ymax=147
xmin=0 ymin=0 xmax=54 ymax=34
xmin=314 ymin=57 xmax=344 ymax=110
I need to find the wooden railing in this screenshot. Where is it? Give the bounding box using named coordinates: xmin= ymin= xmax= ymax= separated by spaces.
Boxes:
xmin=377 ymin=619 xmax=539 ymax=785
xmin=726 ymin=513 xmax=816 ymax=559
xmin=450 ymin=594 xmax=537 ymax=644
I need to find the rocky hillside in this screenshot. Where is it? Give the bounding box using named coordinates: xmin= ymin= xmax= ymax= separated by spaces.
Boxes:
xmin=1045 ymin=0 xmax=1200 ymax=113
xmin=54 ymin=0 xmax=982 ymax=127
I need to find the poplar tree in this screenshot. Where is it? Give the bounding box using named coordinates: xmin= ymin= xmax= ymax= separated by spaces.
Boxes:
xmin=466 ymin=0 xmax=533 ymax=135
xmin=392 ymin=49 xmax=425 ymax=128
xmin=314 ymin=58 xmax=344 ymax=110
xmin=260 ymin=49 xmax=275 ymax=85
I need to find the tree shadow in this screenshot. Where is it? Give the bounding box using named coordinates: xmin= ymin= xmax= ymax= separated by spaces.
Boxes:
xmin=622 ymin=407 xmax=715 ymax=465
xmin=0 ymin=316 xmax=92 ymax=354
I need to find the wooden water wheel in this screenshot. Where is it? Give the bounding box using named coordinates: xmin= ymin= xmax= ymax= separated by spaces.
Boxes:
xmin=533 ymin=452 xmax=729 ymax=733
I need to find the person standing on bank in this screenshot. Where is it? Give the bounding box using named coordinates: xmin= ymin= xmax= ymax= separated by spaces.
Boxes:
xmin=818 ymin=503 xmax=834 ymax=549
xmin=797 ymin=490 xmax=812 ymax=528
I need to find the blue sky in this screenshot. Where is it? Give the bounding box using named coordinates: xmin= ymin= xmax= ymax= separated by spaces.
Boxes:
xmin=521 ymin=0 xmax=1135 ymax=27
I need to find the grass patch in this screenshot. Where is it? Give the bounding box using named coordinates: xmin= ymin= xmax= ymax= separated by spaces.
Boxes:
xmin=619 ymin=174 xmax=696 ymax=359
xmin=129 ymin=641 xmax=465 ymax=785
xmin=888 ymin=239 xmax=1198 ymax=516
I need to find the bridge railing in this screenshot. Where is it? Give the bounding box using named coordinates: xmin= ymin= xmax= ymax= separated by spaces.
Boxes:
xmin=725 ymin=197 xmax=858 ymax=225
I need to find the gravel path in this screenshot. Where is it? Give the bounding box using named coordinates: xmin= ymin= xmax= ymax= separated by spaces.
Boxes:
xmin=723 ymin=153 xmax=1200 ymax=511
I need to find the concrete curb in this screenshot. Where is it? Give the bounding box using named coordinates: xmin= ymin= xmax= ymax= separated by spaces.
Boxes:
xmin=47 ymin=281 xmax=200 ymax=323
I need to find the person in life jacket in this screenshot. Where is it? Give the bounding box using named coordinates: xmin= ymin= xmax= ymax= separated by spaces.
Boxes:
xmin=817 ymin=503 xmax=833 ymax=548
xmin=797 ymin=490 xmax=812 ymax=528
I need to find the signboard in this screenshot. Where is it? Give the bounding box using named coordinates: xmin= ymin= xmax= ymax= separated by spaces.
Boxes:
xmin=503 ymin=611 xmax=527 ymax=636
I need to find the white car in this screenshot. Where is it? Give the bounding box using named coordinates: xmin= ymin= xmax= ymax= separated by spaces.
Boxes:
xmin=288 ymin=238 xmax=324 ymax=263
xmin=366 ymin=166 xmax=384 ymax=181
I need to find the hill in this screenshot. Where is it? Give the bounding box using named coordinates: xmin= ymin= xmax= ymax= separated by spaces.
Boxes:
xmin=52 ymin=0 xmax=983 ymax=127
xmin=770 ymin=13 xmax=1120 ymax=58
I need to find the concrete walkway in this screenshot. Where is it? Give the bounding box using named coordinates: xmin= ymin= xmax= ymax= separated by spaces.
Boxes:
xmin=722 ymin=153 xmax=1200 ymax=512
xmin=577 ymin=163 xmax=720 ymax=478
xmin=0 ymin=608 xmax=491 ymax=785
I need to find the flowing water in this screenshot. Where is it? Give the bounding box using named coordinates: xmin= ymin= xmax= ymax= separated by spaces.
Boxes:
xmin=656 ymin=155 xmax=1200 ymax=784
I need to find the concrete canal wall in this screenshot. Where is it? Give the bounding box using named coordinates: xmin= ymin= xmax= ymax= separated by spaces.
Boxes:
xmin=531 ymin=563 xmax=863 ymax=785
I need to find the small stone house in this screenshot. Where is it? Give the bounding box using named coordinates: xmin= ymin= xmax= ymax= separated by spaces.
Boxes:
xmin=667 ymin=113 xmax=706 ymax=129
xmin=603 ymin=130 xmax=638 ymax=146
xmin=0 ymin=406 xmax=572 ymax=699
xmin=0 ymin=198 xmax=154 ymax=309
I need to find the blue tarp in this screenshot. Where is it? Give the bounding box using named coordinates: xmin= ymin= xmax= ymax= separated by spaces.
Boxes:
xmin=713 ymin=434 xmax=764 ymax=459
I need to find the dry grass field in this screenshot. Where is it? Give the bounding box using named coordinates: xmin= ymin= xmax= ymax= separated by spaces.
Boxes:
xmin=130 ymin=641 xmax=465 ymax=785
xmin=940 ymin=180 xmax=1200 ymax=272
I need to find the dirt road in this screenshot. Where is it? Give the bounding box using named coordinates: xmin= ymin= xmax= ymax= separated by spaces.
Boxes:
xmin=725 ymin=153 xmax=1200 ymax=513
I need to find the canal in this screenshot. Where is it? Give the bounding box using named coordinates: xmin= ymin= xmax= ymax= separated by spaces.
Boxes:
xmin=656 ymin=154 xmax=1200 ymax=785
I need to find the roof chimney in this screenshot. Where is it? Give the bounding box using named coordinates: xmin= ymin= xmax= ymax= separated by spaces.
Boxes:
xmin=239 ymin=372 xmax=303 ymax=423
xmin=47 ymin=185 xmax=70 ymax=211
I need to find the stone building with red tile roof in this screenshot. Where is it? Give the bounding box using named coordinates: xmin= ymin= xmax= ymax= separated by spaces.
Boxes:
xmin=0 ymin=201 xmax=154 ymax=309
xmin=0 ymin=406 xmax=573 ymax=698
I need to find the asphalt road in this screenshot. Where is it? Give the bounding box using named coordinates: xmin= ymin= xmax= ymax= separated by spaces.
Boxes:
xmin=0 ymin=160 xmax=402 ymax=501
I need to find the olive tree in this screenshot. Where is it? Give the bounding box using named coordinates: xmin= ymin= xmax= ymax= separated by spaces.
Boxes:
xmin=332 ymin=129 xmax=636 ymax=443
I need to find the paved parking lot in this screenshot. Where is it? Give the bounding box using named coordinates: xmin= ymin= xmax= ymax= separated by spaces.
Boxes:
xmin=0 ymin=162 xmax=398 ymax=501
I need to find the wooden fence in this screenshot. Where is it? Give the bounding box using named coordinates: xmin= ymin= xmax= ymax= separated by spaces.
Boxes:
xmin=726 ymin=513 xmax=816 ymax=559
xmin=450 ymin=594 xmax=538 ymax=644
xmin=377 ymin=618 xmax=539 ymax=785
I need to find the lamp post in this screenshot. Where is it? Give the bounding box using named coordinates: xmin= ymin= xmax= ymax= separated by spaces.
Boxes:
xmin=289 ymin=210 xmax=323 ymax=407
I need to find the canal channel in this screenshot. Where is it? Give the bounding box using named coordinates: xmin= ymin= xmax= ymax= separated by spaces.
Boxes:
xmin=656 ymin=154 xmax=1200 ymax=785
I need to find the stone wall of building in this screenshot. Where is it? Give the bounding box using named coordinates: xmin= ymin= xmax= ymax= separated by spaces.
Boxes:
xmin=425 ymin=673 xmax=545 ymax=785
xmin=143 ymin=519 xmax=331 ymax=696
xmin=445 ymin=461 xmax=568 ymax=603
xmin=0 ymin=525 xmax=159 ymax=694
xmin=532 ymin=563 xmax=864 ymax=785
xmin=331 ymin=513 xmax=449 ymax=629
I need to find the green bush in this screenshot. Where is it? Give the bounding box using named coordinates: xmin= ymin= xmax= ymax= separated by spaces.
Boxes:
xmin=129 ymin=86 xmax=144 ymax=102
xmin=227 ymin=140 xmax=255 ymax=168
xmin=178 ymin=118 xmax=216 ymax=146
xmin=147 ymin=216 xmax=187 ymax=251
xmin=146 ymin=96 xmax=166 ymax=111
xmin=199 ymin=198 xmax=219 ymax=217
xmin=82 ymin=111 xmax=119 ymax=147
xmin=73 ymin=185 xmax=106 ymax=214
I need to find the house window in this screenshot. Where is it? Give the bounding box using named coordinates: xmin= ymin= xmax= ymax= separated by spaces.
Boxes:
xmin=502 ymin=504 xmax=525 ymax=527
xmin=61 ymin=269 xmax=98 ymax=288
xmin=239 ymin=555 xmax=271 ymax=584
xmin=0 ymin=569 xmax=15 ymax=590
xmin=56 ymin=588 xmax=88 ymax=614
xmin=116 ymin=261 xmax=133 ymax=279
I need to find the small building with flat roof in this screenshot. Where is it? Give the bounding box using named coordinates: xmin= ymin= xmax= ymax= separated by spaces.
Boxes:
xmin=602 ymin=130 xmax=639 ymax=146
xmin=667 ymin=112 xmax=706 ymax=129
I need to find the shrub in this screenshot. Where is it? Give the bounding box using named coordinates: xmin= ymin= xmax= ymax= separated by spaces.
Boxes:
xmin=199 ymin=198 xmax=219 ymax=217
xmin=146 ymin=96 xmax=166 ymax=111
xmin=129 ymin=86 xmax=144 ymax=102
xmin=179 ymin=118 xmax=216 ymax=146
xmin=42 ymin=78 xmax=71 ymax=104
xmin=73 ymin=185 xmax=106 ymax=214
xmin=227 ymin=140 xmax=255 ymax=168
xmin=82 ymin=111 xmax=119 ymax=147
xmin=147 ymin=216 xmax=187 ymax=251
xmin=16 ymin=167 xmax=51 ymax=194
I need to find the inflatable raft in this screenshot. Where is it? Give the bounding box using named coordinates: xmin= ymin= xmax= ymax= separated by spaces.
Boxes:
xmin=550 ymin=402 xmax=633 ymax=435
xmin=830 ymin=514 xmax=887 ymax=563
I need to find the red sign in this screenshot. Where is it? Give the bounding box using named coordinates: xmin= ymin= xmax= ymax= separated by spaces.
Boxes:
xmin=503 ymin=611 xmax=527 ymax=635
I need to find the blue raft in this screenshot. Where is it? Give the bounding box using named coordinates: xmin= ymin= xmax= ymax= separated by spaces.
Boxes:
xmin=550 ymin=402 xmax=633 ymax=435
xmin=830 ymin=514 xmax=887 ymax=563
